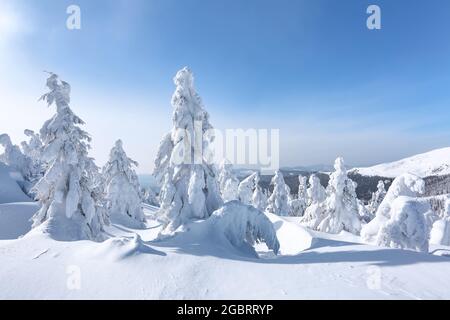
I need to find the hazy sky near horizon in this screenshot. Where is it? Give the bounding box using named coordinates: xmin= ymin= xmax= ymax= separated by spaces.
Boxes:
xmin=1 ymin=0 xmax=449 ymax=173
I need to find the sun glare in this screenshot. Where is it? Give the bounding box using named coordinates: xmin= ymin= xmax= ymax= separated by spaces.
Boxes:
xmin=0 ymin=5 xmax=20 ymax=41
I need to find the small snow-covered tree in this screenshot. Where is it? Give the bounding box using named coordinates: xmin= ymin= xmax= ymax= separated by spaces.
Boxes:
xmin=266 ymin=170 xmax=290 ymax=216
xmin=301 ymin=174 xmax=327 ymax=228
xmin=238 ymin=172 xmax=258 ymax=205
xmin=153 ymin=67 xmax=222 ymax=233
xmin=252 ymin=172 xmax=267 ymax=211
xmin=142 ymin=187 xmax=159 ymax=206
xmin=376 ymin=197 xmax=430 ymax=253
xmin=361 ymin=173 xmax=425 ymax=243
xmin=21 ymin=129 xmax=43 ymax=161
xmin=317 ymin=157 xmax=361 ymax=234
xmin=430 ymin=198 xmax=450 ymax=246
xmin=103 ymin=140 xmax=145 ymax=228
xmin=31 ymin=73 xmax=105 ymax=241
xmin=0 ymin=133 xmax=33 ymax=180
xmin=289 ymin=176 xmax=308 ymax=217
xmin=367 ymin=180 xmax=387 ymax=218
xmin=307 ymin=174 xmax=326 ymax=205
xmin=20 ymin=129 xmax=44 ymax=181
xmin=218 ymin=159 xmax=239 ymax=202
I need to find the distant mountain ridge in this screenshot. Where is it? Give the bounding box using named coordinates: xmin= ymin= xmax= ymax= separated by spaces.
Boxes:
xmin=351 ymin=147 xmax=450 ymax=178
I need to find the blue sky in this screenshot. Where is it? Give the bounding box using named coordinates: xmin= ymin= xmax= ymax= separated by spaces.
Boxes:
xmin=1 ymin=0 xmax=449 ymax=173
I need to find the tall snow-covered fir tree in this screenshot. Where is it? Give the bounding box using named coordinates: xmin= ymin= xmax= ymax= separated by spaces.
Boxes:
xmin=153 ymin=67 xmax=222 ymax=233
xmin=252 ymin=172 xmax=267 ymax=211
xmin=317 ymin=157 xmax=361 ymax=234
xmin=218 ymin=159 xmax=239 ymax=202
xmin=103 ymin=140 xmax=146 ymax=228
xmin=31 ymin=73 xmax=105 ymax=241
xmin=238 ymin=172 xmax=258 ymax=205
xmin=266 ymin=170 xmax=290 ymax=216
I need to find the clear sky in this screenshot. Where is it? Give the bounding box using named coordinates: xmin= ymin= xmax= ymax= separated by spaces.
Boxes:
xmin=0 ymin=0 xmax=449 ymax=173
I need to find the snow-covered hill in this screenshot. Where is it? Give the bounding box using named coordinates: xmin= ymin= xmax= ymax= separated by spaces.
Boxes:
xmin=352 ymin=147 xmax=450 ymax=178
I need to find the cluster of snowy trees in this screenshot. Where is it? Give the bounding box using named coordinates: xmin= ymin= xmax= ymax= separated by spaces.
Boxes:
xmin=0 ymin=73 xmax=148 ymax=240
xmin=1 ymin=68 xmax=448 ymax=255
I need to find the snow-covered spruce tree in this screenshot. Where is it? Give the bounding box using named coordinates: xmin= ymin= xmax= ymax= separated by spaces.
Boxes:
xmin=252 ymin=172 xmax=268 ymax=211
xmin=218 ymin=159 xmax=239 ymax=202
xmin=21 ymin=129 xmax=43 ymax=162
xmin=31 ymin=73 xmax=105 ymax=241
xmin=266 ymin=170 xmax=290 ymax=216
xmin=153 ymin=67 xmax=222 ymax=233
xmin=367 ymin=180 xmax=387 ymax=219
xmin=103 ymin=140 xmax=146 ymax=228
xmin=306 ymin=174 xmax=326 ymax=205
xmin=300 ymin=174 xmax=327 ymax=228
xmin=376 ymin=196 xmax=431 ymax=253
xmin=20 ymin=129 xmax=45 ymax=186
xmin=289 ymin=176 xmax=308 ymax=217
xmin=238 ymin=172 xmax=258 ymax=205
xmin=142 ymin=187 xmax=159 ymax=206
xmin=0 ymin=133 xmax=33 ymax=180
xmin=317 ymin=157 xmax=361 ymax=234
xmin=430 ymin=198 xmax=450 ymax=246
xmin=361 ymin=173 xmax=425 ymax=243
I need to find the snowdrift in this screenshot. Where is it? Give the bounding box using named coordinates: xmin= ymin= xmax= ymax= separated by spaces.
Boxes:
xmin=265 ymin=213 xmax=315 ymax=255
xmin=156 ymin=201 xmax=280 ymax=258
xmin=0 ymin=163 xmax=31 ymax=204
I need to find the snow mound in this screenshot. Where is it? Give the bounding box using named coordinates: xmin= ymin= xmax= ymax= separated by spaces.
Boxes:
xmin=90 ymin=234 xmax=164 ymax=261
xmin=208 ymin=201 xmax=280 ymax=256
xmin=0 ymin=163 xmax=31 ymax=204
xmin=0 ymin=202 xmax=39 ymax=240
xmin=266 ymin=214 xmax=315 ymax=255
xmin=352 ymin=147 xmax=450 ymax=178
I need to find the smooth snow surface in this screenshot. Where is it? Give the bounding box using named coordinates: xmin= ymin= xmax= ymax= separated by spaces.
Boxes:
xmin=1 ymin=203 xmax=450 ymax=299
xmin=353 ymin=147 xmax=450 ymax=178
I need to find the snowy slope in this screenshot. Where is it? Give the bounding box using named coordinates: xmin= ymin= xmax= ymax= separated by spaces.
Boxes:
xmin=1 ymin=205 xmax=450 ymax=299
xmin=0 ymin=202 xmax=39 ymax=240
xmin=352 ymin=147 xmax=450 ymax=178
xmin=0 ymin=163 xmax=31 ymax=204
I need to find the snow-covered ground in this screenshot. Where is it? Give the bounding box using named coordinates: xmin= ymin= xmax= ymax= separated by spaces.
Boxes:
xmin=352 ymin=147 xmax=450 ymax=178
xmin=1 ymin=204 xmax=450 ymax=300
